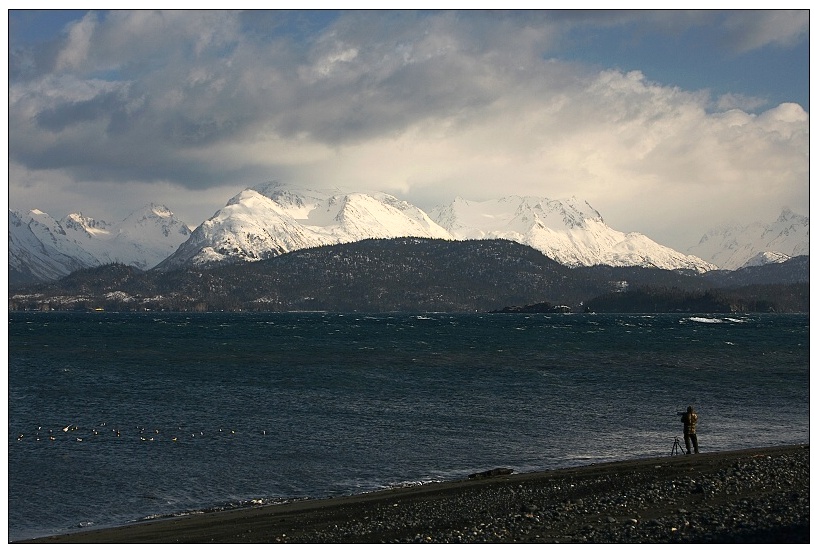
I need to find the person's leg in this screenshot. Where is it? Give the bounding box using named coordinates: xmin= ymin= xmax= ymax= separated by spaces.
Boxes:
xmin=691 ymin=434 xmax=699 ymax=453
xmin=684 ymin=433 xmax=692 ymax=454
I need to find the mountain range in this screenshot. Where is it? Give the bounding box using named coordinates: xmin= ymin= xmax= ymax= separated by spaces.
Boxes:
xmin=429 ymin=195 xmax=715 ymax=271
xmin=9 ymin=204 xmax=191 ymax=284
xmin=8 ymin=181 xmax=809 ymax=284
xmin=686 ymin=208 xmax=810 ymax=270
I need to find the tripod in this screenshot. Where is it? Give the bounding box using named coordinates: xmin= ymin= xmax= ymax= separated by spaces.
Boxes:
xmin=671 ymin=436 xmax=685 ymax=456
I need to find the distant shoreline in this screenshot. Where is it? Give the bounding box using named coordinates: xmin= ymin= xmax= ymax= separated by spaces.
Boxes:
xmin=20 ymin=444 xmax=810 ymax=544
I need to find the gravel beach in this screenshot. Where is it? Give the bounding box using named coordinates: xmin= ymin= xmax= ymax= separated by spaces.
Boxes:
xmin=21 ymin=444 xmax=809 ymax=544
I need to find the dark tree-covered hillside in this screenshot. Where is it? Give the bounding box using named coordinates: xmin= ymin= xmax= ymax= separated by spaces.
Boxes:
xmin=583 ymin=283 xmax=809 ymax=314
xmin=8 ymin=239 xmax=809 ymax=313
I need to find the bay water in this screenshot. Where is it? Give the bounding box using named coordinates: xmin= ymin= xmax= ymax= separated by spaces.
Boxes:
xmin=7 ymin=312 xmax=809 ymax=541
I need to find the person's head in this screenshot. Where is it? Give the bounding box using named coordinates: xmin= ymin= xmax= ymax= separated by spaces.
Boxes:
xmin=687 ymin=406 xmax=694 ymax=413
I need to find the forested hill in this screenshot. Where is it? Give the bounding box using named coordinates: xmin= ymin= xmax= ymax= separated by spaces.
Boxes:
xmin=8 ymin=238 xmax=809 ymax=313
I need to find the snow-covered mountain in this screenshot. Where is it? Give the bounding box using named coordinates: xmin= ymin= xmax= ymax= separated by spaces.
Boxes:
xmin=9 ymin=204 xmax=191 ymax=283
xmin=157 ymin=183 xmax=715 ymax=273
xmin=429 ymin=196 xmax=716 ymax=272
xmin=740 ymin=252 xmax=792 ymax=268
xmin=9 ymin=210 xmax=90 ymax=283
xmin=15 ymin=182 xmax=806 ymax=282
xmin=156 ymin=182 xmax=452 ymax=270
xmin=687 ymin=209 xmax=809 ymax=270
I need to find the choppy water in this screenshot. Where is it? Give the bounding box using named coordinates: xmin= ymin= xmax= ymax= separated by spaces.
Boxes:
xmin=8 ymin=312 xmax=809 ymax=541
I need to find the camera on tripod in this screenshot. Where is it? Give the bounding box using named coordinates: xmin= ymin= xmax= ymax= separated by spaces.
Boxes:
xmin=671 ymin=435 xmax=685 ymax=456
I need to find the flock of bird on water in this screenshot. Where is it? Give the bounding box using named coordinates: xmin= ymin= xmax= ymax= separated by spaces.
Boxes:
xmin=15 ymin=423 xmax=270 ymax=443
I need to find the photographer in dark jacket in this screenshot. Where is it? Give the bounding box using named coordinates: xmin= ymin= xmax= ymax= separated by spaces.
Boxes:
xmin=680 ymin=406 xmax=699 ymax=454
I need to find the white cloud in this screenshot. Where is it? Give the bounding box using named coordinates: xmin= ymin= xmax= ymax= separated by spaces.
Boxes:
xmin=54 ymin=12 xmax=97 ymax=70
xmin=8 ymin=10 xmax=810 ymax=251
xmin=715 ymin=93 xmax=768 ymax=112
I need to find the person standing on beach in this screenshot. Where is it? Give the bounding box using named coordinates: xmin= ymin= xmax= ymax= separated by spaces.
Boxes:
xmin=681 ymin=406 xmax=699 ymax=454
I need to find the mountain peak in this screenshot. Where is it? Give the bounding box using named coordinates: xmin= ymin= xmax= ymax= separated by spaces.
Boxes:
xmin=688 ymin=210 xmax=809 ymax=270
xmin=428 ymin=194 xmax=707 ymax=270
xmin=157 ymin=185 xmax=452 ymax=270
xmin=9 ymin=205 xmax=191 ymax=283
xmin=777 ymin=207 xmax=808 ymax=225
xmin=146 ymin=203 xmax=174 ymax=219
xmin=741 ymin=251 xmax=792 ymax=268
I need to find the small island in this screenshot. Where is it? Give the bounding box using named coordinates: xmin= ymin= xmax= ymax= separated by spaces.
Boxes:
xmin=489 ymin=301 xmax=571 ymax=314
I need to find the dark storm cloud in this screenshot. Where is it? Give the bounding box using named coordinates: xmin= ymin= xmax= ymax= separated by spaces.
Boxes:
xmin=35 ymin=89 xmax=128 ymax=132
xmin=11 ymin=10 xmax=526 ymax=183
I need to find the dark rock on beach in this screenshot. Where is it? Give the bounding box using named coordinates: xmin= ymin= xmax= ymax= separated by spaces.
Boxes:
xmin=21 ymin=444 xmax=809 ymax=544
xmin=468 ymin=467 xmax=514 ymax=480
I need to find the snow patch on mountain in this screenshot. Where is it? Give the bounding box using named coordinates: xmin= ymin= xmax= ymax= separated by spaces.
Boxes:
xmin=741 ymin=252 xmax=792 ymax=268
xmin=687 ymin=208 xmax=809 ymax=270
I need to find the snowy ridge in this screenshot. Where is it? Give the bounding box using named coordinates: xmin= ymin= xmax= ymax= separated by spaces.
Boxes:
xmin=9 ymin=205 xmax=191 ymax=282
xmin=155 ymin=184 xmax=718 ymax=272
xmin=157 ymin=182 xmax=453 ymax=270
xmin=741 ymin=252 xmax=792 ymax=268
xmin=687 ymin=208 xmax=809 ymax=270
xmin=157 ymin=189 xmax=331 ymax=269
xmin=9 ymin=210 xmax=90 ymax=281
xmin=429 ymin=196 xmax=715 ymax=272
xmin=160 ymin=184 xmax=714 ymax=272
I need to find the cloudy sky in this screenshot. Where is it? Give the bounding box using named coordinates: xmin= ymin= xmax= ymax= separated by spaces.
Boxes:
xmin=6 ymin=9 xmax=810 ymax=251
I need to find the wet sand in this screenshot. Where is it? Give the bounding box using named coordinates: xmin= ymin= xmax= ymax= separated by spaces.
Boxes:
xmin=20 ymin=444 xmax=809 ymax=544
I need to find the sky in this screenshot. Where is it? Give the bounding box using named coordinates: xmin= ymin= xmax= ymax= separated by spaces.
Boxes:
xmin=5 ymin=8 xmax=810 ymax=251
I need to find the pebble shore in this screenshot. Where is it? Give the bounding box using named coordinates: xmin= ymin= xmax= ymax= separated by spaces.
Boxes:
xmin=23 ymin=444 xmax=809 ymax=544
